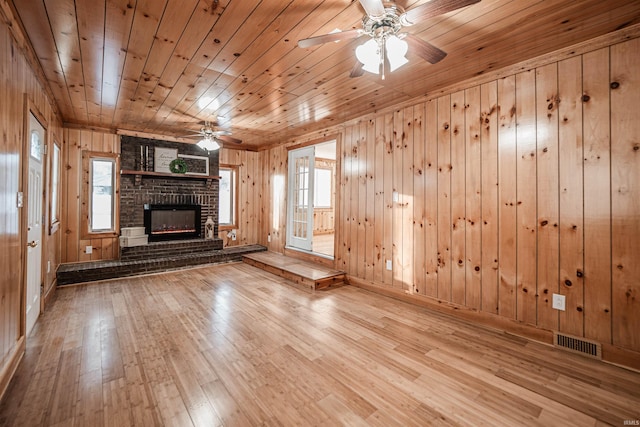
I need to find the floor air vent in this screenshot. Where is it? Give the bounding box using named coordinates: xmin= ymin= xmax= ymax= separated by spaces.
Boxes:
xmin=554 ymin=332 xmax=602 ymax=359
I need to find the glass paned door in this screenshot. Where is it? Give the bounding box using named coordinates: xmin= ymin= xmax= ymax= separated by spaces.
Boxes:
xmin=287 ymin=146 xmax=315 ymax=251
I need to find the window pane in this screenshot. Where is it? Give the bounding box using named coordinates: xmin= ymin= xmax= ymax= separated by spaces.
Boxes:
xmin=91 ymin=159 xmax=114 ymax=231
xmin=51 ymin=144 xmax=60 ymax=223
xmin=314 ymin=168 xmax=332 ymax=208
xmin=219 ymin=168 xmax=234 ymax=225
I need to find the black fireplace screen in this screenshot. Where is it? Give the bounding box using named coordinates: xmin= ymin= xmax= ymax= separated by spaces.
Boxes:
xmin=144 ymin=204 xmax=201 ymax=241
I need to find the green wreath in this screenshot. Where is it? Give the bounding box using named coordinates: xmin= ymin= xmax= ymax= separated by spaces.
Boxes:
xmin=169 ymin=158 xmax=188 ymax=174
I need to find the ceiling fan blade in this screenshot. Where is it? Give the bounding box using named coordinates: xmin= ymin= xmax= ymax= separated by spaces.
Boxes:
xmin=216 ymin=135 xmax=242 ymax=145
xmin=401 ymin=0 xmax=480 ymax=25
xmin=405 ymin=34 xmax=447 ymax=64
xmin=298 ymin=29 xmax=361 ymax=48
xmin=359 ymin=0 xmax=385 ymax=18
xmin=176 ymin=133 xmax=204 ymax=138
xmin=349 ymin=61 xmax=364 ymax=78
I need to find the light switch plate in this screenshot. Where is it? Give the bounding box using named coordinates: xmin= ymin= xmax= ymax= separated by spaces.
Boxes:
xmin=552 ymin=293 xmax=566 ymax=311
xmin=386 ymin=260 xmax=392 ymax=270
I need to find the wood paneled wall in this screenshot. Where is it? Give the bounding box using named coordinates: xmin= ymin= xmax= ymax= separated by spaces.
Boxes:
xmin=61 ymin=129 xmax=120 ymax=262
xmin=0 ymin=0 xmax=63 ymax=398
xmin=261 ymin=37 xmax=640 ymax=356
xmin=217 ymin=148 xmax=262 ymax=247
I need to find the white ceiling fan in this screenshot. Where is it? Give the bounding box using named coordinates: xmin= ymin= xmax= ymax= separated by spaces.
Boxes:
xmin=298 ymin=0 xmax=481 ymax=79
xmin=182 ymin=121 xmax=242 ymax=151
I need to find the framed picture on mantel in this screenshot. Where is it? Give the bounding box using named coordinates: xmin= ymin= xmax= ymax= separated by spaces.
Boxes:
xmin=179 ymin=154 xmax=209 ymax=176
xmin=154 ymin=147 xmax=177 ymax=173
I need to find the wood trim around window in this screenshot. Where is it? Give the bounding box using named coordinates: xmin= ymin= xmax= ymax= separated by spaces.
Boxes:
xmin=219 ymin=164 xmax=238 ymax=231
xmin=49 ymin=140 xmax=61 ymax=235
xmin=81 ymin=151 xmax=120 ymax=239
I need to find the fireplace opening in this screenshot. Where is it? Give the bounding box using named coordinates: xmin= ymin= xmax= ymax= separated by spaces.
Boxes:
xmin=144 ymin=204 xmax=202 ymax=241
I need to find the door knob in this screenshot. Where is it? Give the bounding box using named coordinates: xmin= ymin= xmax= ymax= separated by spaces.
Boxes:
xmin=27 ymin=240 xmax=38 ymax=248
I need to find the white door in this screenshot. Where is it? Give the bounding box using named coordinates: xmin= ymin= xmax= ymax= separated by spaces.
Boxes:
xmin=26 ymin=113 xmax=44 ymax=335
xmin=287 ymin=146 xmax=315 ymax=251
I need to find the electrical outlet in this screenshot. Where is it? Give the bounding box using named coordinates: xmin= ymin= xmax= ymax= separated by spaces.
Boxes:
xmin=231 ymin=229 xmax=237 ymax=241
xmin=386 ymin=260 xmax=392 ymax=271
xmin=552 ymin=293 xmax=566 ymax=311
xmin=85 ymin=245 xmax=93 ymax=254
xmin=267 ymin=234 xmax=271 ymax=242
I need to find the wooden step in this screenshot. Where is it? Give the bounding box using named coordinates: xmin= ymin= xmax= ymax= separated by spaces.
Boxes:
xmin=242 ymin=251 xmax=345 ymax=291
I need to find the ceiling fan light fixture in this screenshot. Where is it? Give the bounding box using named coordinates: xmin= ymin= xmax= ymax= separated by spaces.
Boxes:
xmin=355 ymin=38 xmax=380 ymax=74
xmin=386 ymin=35 xmax=409 ymax=72
xmin=197 ymin=136 xmax=220 ymax=151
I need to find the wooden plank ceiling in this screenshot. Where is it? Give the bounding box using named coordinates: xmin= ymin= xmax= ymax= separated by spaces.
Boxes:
xmin=11 ymin=0 xmax=640 ymax=149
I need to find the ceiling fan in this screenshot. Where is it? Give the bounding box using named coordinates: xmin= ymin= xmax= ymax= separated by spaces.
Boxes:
xmin=182 ymin=121 xmax=242 ymax=151
xmin=298 ymin=0 xmax=480 ymax=78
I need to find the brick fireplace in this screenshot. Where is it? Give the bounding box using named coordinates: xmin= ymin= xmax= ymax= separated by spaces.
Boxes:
xmin=119 ymin=136 xmax=223 ymax=250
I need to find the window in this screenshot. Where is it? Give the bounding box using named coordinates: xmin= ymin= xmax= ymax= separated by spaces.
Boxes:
xmin=82 ymin=151 xmax=119 ymax=237
xmin=219 ymin=165 xmax=238 ymax=228
xmin=49 ymin=142 xmax=61 ymax=233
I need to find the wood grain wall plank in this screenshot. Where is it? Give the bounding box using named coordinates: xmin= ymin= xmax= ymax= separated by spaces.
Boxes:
xmin=413 ymin=104 xmax=426 ymax=296
xmin=497 ymin=76 xmax=517 ymax=320
xmin=610 ymin=38 xmax=640 ymax=352
xmin=535 ymin=62 xmax=560 ymax=331
xmin=437 ymin=96 xmax=452 ymax=301
xmin=374 ymin=115 xmax=385 ymax=284
xmin=63 ymin=128 xmax=81 ymax=262
xmin=465 ymin=86 xmax=482 ymax=310
xmin=357 ymin=121 xmax=367 ymax=279
xmin=480 ymin=81 xmax=499 ymax=314
xmin=582 ymin=47 xmax=612 ymax=344
xmin=342 ymin=125 xmax=353 ymax=274
xmin=558 ymin=56 xmax=585 ymax=337
xmin=350 ymin=124 xmax=360 ymax=277
xmin=515 ymin=70 xmax=538 ymax=325
xmin=402 ymin=106 xmax=415 ymax=293
xmin=383 ymin=112 xmax=394 ymax=286
xmin=365 ymin=119 xmax=376 ymax=282
xmin=424 ymin=99 xmax=439 ymax=298
xmin=450 ymin=91 xmax=466 ymax=305
xmin=392 ymin=109 xmax=403 ymax=289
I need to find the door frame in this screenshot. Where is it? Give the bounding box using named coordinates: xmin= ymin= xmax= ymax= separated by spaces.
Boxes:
xmin=21 ymin=96 xmax=48 ymax=336
xmin=283 ymin=134 xmax=341 ymax=268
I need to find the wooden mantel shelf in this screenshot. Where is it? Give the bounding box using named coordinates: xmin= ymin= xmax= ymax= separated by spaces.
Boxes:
xmin=121 ymin=169 xmax=221 ymax=180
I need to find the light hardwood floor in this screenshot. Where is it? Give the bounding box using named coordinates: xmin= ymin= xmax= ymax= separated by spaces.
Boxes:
xmin=1 ymin=262 xmax=639 ymax=426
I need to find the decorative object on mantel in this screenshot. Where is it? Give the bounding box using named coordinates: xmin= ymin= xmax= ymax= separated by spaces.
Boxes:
xmin=169 ymin=158 xmax=188 ymax=174
xmin=179 ymin=154 xmax=209 ymax=176
xmin=154 ymin=147 xmax=178 ymax=173
xmin=139 ymin=145 xmax=150 ymax=171
xmin=205 ymin=216 xmax=215 ymax=240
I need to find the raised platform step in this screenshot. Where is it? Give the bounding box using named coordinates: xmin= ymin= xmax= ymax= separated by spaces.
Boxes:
xmin=57 ymin=244 xmax=266 ymax=286
xmin=242 ymin=251 xmax=345 ymax=291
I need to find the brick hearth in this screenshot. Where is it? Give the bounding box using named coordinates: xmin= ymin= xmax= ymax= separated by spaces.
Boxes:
xmin=57 ymin=242 xmax=266 ymax=285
